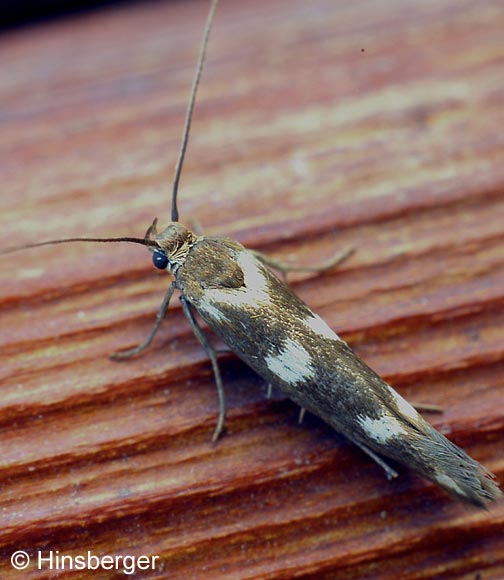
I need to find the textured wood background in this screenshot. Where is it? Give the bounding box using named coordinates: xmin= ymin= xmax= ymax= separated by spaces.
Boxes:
xmin=1 ymin=0 xmax=503 ymax=578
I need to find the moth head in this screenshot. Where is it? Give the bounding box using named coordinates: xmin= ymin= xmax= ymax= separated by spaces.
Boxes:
xmin=145 ymin=218 xmax=196 ymax=274
xmin=1 ymin=217 xmax=196 ymax=277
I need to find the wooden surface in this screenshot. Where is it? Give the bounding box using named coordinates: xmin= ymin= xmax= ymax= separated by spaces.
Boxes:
xmin=1 ymin=0 xmax=503 ymax=578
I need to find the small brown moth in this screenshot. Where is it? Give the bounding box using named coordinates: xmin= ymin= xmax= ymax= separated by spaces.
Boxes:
xmin=4 ymin=0 xmax=501 ymax=508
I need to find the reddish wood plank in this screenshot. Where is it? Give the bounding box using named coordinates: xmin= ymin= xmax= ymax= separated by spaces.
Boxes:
xmin=0 ymin=0 xmax=503 ymax=578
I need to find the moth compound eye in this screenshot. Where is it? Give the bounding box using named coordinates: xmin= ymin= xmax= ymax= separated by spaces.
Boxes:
xmin=152 ymin=249 xmax=169 ymax=270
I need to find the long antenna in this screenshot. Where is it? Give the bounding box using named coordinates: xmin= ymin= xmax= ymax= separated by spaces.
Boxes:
xmin=1 ymin=236 xmax=157 ymax=255
xmin=171 ymin=0 xmax=219 ymax=222
xmin=1 ymin=2 xmax=219 ymax=256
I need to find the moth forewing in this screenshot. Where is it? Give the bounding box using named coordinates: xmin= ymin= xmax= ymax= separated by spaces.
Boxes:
xmin=150 ymin=222 xmax=501 ymax=508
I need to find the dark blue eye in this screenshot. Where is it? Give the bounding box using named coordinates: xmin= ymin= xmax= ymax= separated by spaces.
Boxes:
xmin=152 ymin=249 xmax=169 ymax=270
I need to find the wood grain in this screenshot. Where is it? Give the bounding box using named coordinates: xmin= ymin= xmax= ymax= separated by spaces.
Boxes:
xmin=1 ymin=0 xmax=503 ymax=578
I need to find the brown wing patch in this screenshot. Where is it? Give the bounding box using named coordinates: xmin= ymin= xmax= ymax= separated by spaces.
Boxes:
xmin=179 ymin=237 xmax=245 ymax=296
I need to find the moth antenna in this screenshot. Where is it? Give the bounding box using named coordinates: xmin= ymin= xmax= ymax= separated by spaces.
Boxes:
xmin=1 ymin=236 xmax=157 ymax=255
xmin=171 ymin=0 xmax=219 ymax=223
xmin=4 ymin=1 xmax=219 ymax=255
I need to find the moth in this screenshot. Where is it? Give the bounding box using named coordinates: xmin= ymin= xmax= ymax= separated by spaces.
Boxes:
xmin=5 ymin=0 xmax=501 ymax=508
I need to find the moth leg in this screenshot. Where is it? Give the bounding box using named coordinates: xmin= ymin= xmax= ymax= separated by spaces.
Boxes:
xmin=349 ymin=438 xmax=399 ymax=480
xmin=180 ymin=296 xmax=226 ymax=443
xmin=411 ymin=402 xmax=443 ymax=413
xmin=111 ymin=281 xmax=176 ymax=360
xmin=252 ymin=246 xmax=354 ymax=281
xmin=266 ymin=385 xmax=306 ymax=424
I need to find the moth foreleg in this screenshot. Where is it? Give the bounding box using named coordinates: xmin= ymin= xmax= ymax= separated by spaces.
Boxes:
xmin=180 ymin=296 xmax=227 ymax=443
xmin=348 ymin=437 xmax=399 ymax=481
xmin=252 ymin=246 xmax=354 ymax=281
xmin=111 ymin=280 xmax=176 ymax=360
